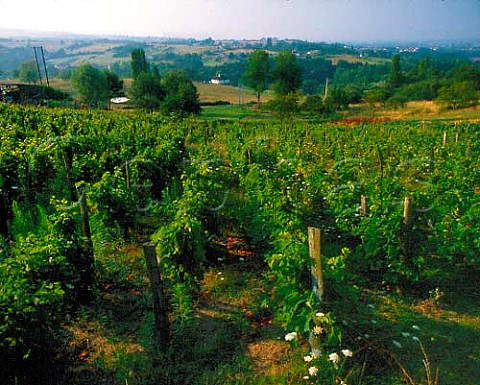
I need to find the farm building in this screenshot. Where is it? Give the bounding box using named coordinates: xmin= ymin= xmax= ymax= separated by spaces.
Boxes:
xmin=210 ymin=73 xmax=231 ymax=85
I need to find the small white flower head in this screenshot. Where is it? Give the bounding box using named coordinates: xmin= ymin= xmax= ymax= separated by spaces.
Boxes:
xmin=316 ymin=312 xmax=325 ymax=318
xmin=340 ymin=381 xmax=348 ymax=385
xmin=328 ymin=352 xmax=340 ymax=363
xmin=370 ymin=320 xmax=377 ymax=324
xmin=302 ymin=376 xmax=310 ymax=380
xmin=367 ymin=304 xmax=375 ymax=309
xmin=412 ymin=325 xmax=421 ymax=331
xmin=401 ymin=332 xmax=411 ymax=338
xmin=313 ymin=325 xmax=324 ymax=335
xmin=412 ymin=336 xmax=420 ymax=343
xmin=392 ymin=340 xmax=403 ymax=348
xmin=308 ymin=366 xmax=319 ymax=377
xmin=285 ymin=331 xmax=298 ymax=341
xmin=341 ymin=349 xmax=353 ymax=357
xmin=303 ymin=355 xmax=313 ymax=362
xmin=311 ymin=348 xmax=322 ymax=359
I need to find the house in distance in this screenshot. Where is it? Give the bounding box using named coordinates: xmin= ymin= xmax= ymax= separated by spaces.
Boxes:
xmin=210 ymin=72 xmax=230 ymax=85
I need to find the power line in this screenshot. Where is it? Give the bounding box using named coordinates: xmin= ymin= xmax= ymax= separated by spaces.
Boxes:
xmin=32 ymin=46 xmax=50 ymax=87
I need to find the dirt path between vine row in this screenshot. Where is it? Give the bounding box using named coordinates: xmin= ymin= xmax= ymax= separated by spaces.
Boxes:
xmin=61 ymin=235 xmax=293 ymax=384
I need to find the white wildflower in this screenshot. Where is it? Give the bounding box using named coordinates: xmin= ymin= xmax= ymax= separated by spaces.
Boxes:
xmin=412 ymin=325 xmax=421 ymax=331
xmin=316 ymin=312 xmax=325 ymax=317
xmin=303 ymin=376 xmax=310 ymax=380
xmin=284 ymin=331 xmax=297 ymax=341
xmin=392 ymin=340 xmax=402 ymax=348
xmin=341 ymin=349 xmax=353 ymax=357
xmin=308 ymin=366 xmax=319 ymax=376
xmin=313 ymin=326 xmax=324 ymax=335
xmin=370 ymin=320 xmax=377 ymax=324
xmin=401 ymin=332 xmax=411 ymax=338
xmin=328 ymin=352 xmax=340 ymax=363
xmin=329 ymin=352 xmax=340 ymax=369
xmin=303 ymin=355 xmax=313 ymax=362
xmin=412 ymin=336 xmax=420 ymax=343
xmin=367 ymin=304 xmax=375 ymax=309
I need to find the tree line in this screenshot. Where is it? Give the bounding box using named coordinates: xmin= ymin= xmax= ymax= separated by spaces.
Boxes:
xmin=70 ymin=48 xmax=200 ymax=114
xmin=243 ymin=48 xmax=480 ymax=114
xmin=9 ymin=45 xmax=480 ymax=114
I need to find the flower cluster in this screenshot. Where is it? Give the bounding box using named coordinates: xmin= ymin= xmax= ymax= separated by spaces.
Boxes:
xmin=284 ymin=331 xmax=298 ymax=341
xmin=302 ymin=348 xmax=353 ymax=381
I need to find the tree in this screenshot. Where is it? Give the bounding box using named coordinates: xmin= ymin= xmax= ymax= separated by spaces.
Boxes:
xmin=451 ymin=64 xmax=480 ymax=89
xmin=273 ymin=51 xmax=302 ymax=96
xmin=131 ymin=48 xmax=149 ymax=79
xmin=364 ymin=87 xmax=390 ymax=109
xmin=71 ymin=63 xmax=109 ymax=107
xmin=18 ymin=61 xmax=39 ymax=84
xmin=161 ymin=70 xmax=201 ymax=115
xmin=325 ymin=86 xmax=350 ymax=110
xmin=436 ymin=81 xmax=478 ymax=109
xmin=388 ymin=54 xmax=403 ymax=89
xmin=103 ymin=69 xmax=124 ymax=98
xmin=243 ymin=49 xmax=270 ymax=107
xmin=130 ymin=71 xmax=165 ymax=110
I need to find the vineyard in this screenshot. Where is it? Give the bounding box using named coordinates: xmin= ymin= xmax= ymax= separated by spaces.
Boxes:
xmin=0 ymin=103 xmax=479 ymax=384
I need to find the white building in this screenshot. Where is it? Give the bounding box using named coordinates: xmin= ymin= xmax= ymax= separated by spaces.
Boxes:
xmin=210 ymin=73 xmax=230 ymax=85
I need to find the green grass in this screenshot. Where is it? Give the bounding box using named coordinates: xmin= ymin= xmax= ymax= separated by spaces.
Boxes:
xmin=200 ymin=105 xmax=276 ymax=121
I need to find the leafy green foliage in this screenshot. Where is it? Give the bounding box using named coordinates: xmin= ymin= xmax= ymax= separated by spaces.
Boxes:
xmin=436 ymin=80 xmax=478 ymax=109
xmin=130 ymin=48 xmax=150 ymax=79
xmin=243 ymin=49 xmax=271 ymax=106
xmin=71 ymin=63 xmax=109 ymax=107
xmin=18 ymin=60 xmax=39 ymax=84
xmin=129 ymin=71 xmax=165 ymax=110
xmin=273 ymin=51 xmax=303 ymax=96
xmin=161 ymin=70 xmax=201 ymax=115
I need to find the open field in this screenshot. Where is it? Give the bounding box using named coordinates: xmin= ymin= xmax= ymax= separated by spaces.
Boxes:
xmin=341 ymin=101 xmax=480 ymax=123
xmin=326 ymin=54 xmax=390 ymax=65
xmin=195 ymin=82 xmax=275 ymax=104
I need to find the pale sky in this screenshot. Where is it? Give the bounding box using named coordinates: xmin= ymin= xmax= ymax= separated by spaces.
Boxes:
xmin=0 ymin=0 xmax=479 ymax=42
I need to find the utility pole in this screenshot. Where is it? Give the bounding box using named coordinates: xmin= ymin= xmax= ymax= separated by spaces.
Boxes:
xmin=33 ymin=47 xmax=43 ymax=85
xmin=32 ymin=47 xmax=50 ymax=87
xmin=323 ymin=78 xmax=329 ymax=100
xmin=40 ymin=46 xmax=50 ymax=87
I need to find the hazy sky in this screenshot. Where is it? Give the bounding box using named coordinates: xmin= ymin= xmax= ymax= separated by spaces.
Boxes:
xmin=1 ymin=0 xmax=479 ymax=42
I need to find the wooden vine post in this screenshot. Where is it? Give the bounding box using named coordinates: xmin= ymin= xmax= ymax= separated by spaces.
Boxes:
xmin=308 ymin=227 xmax=324 ymax=302
xmin=403 ymin=197 xmax=412 ymax=226
xmin=401 ymin=197 xmax=416 ymax=268
xmin=361 ymin=195 xmax=368 ymax=216
xmin=143 ymin=243 xmax=170 ymax=354
xmin=79 ymin=192 xmax=95 ymax=304
xmin=308 ymin=227 xmax=324 ymax=352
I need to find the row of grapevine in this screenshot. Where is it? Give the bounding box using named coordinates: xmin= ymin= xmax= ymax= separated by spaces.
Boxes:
xmin=0 ymin=104 xmax=186 ymax=381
